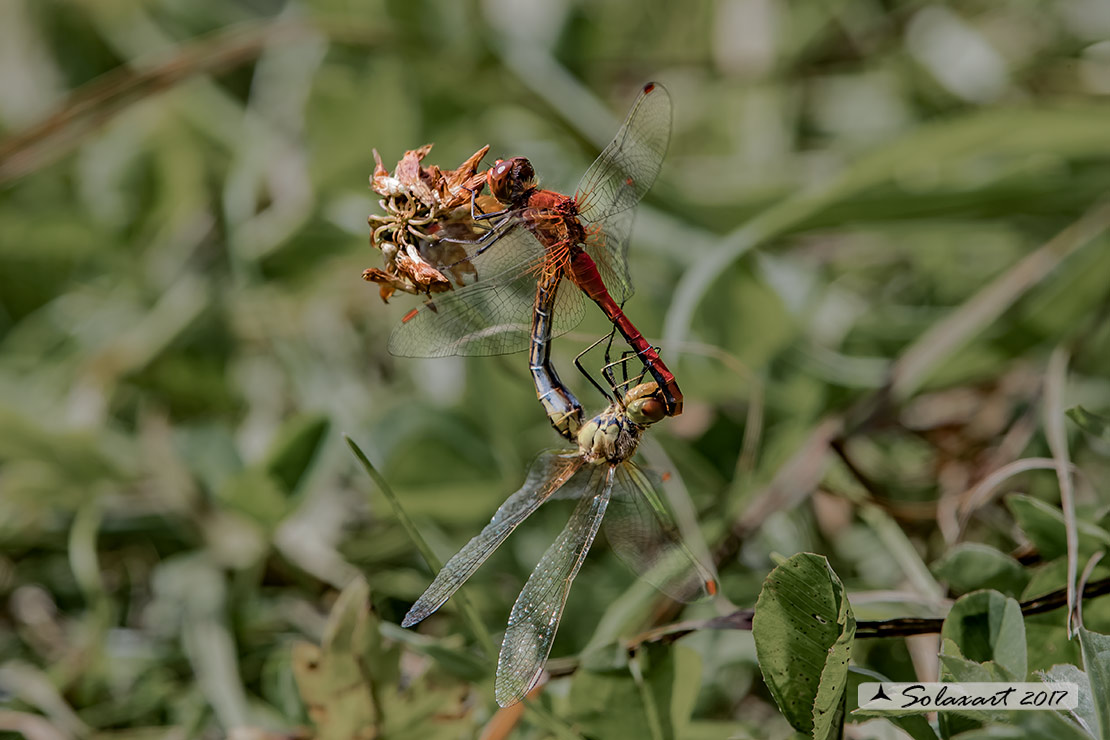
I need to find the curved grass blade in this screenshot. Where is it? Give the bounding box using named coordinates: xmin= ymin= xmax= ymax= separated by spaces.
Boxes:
xmin=344 ymin=435 xmax=495 ymax=657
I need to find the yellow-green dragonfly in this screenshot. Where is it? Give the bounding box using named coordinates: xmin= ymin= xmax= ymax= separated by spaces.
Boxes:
xmin=402 ymin=381 xmax=717 ymax=706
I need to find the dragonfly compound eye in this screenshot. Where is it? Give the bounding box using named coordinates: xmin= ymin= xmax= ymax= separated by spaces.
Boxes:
xmin=627 ymin=397 xmax=666 ymax=425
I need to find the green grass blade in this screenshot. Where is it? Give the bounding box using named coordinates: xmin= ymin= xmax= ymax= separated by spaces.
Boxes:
xmin=344 ymin=434 xmax=495 ymax=658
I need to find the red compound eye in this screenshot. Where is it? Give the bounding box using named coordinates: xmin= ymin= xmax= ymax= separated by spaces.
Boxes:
xmin=637 ymin=398 xmax=666 ymax=423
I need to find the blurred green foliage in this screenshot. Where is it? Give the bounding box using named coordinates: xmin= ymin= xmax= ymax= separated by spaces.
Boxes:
xmin=3 ymin=0 xmax=1110 ymax=737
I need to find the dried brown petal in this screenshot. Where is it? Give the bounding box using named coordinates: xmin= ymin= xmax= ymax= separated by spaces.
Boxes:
xmin=366 ymin=143 xmax=500 ymax=303
xmin=393 ymin=145 xmax=438 ymax=206
xmin=440 ymin=146 xmax=490 ymax=208
xmin=399 ymin=244 xmax=453 ymax=288
xmin=370 ymin=149 xmax=405 ymax=197
xmin=361 ymin=268 xmax=402 ymax=302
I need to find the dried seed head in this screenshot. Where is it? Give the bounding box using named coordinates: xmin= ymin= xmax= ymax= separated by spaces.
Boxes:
xmin=364 ymin=144 xmax=493 ymax=302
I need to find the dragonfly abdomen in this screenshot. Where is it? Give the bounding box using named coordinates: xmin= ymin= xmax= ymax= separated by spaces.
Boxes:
xmin=529 ymin=272 xmax=583 ymax=439
xmin=567 ymin=250 xmax=684 ymax=417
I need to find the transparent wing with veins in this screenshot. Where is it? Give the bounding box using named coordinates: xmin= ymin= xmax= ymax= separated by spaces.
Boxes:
xmin=401 ymin=452 xmax=583 ymax=627
xmin=495 ymin=464 xmax=613 ymax=707
xmin=604 ymin=462 xmax=718 ymax=603
xmin=575 ymin=82 xmax=671 ymax=304
xmin=575 ymin=82 xmax=671 ymax=225
xmin=582 ymin=205 xmax=635 ymax=304
xmin=387 ymin=225 xmax=586 ymax=358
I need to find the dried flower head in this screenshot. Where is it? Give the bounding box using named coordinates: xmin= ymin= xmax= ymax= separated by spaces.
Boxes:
xmin=364 ymin=144 xmax=495 ymax=302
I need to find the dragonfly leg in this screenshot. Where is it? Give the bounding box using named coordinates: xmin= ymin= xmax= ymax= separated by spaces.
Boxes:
xmin=465 ymin=186 xmax=514 ymax=223
xmin=437 ymin=223 xmax=501 ymax=245
xmin=437 ymin=220 xmax=517 ymax=271
xmin=600 ymin=305 xmax=643 ymax=403
xmin=574 ymin=332 xmax=617 ymax=404
xmin=601 ymin=348 xmax=649 ymax=399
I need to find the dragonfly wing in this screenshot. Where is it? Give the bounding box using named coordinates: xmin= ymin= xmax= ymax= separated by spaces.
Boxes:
xmin=494 ymin=464 xmax=613 ymax=707
xmin=549 ymin=265 xmax=588 ymax=336
xmin=604 ymin=462 xmax=718 ymax=603
xmin=582 ymin=205 xmax=634 ymax=304
xmin=389 ymin=225 xmax=576 ymax=357
xmin=401 ymin=452 xmax=582 ymax=627
xmin=574 ymin=82 xmax=671 ymax=225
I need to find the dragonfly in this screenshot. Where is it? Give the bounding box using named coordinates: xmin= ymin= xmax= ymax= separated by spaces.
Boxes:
xmin=387 ymin=82 xmax=684 ymax=418
xmin=401 ymin=376 xmax=717 ymax=707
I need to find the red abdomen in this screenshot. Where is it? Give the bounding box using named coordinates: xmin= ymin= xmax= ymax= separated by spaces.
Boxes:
xmin=567 ymin=250 xmax=683 ymax=416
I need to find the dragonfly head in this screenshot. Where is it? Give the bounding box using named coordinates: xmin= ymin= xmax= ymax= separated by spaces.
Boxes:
xmin=623 ymin=382 xmax=667 ymax=426
xmin=487 ymin=157 xmax=535 ymax=205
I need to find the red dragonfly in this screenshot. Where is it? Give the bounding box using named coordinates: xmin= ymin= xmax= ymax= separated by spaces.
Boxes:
xmin=388 ymin=82 xmax=683 ymax=417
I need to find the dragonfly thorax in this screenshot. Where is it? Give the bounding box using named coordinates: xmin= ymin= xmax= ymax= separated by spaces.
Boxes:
xmin=576 ymin=382 xmax=666 ymax=463
xmin=576 ymin=407 xmax=643 ymax=464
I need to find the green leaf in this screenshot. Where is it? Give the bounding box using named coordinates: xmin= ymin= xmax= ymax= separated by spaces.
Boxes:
xmin=938 ymin=639 xmax=1010 ymax=683
xmin=1067 ymin=405 xmax=1110 ymax=441
xmin=263 ymin=414 xmax=329 ymax=495
xmin=950 ymin=714 xmax=1095 ymax=740
xmin=1078 ymin=628 xmax=1110 ymax=738
xmin=941 ymin=591 xmax=1027 ymax=681
xmin=668 ymin=646 xmax=702 ymax=739
xmin=932 ymin=543 xmax=1029 ymax=598
xmin=752 ymin=553 xmax=856 ymax=738
xmin=1007 ymin=495 xmax=1110 ymax=560
xmin=1040 ymin=663 xmax=1097 ymax=737
xmin=937 ymin=656 xmax=1093 ymax=740
xmin=683 ymin=721 xmax=763 ymax=739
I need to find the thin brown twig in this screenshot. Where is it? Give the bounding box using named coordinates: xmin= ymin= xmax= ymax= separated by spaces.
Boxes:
xmin=830 ymin=437 xmax=888 ymax=501
xmin=644 ymin=574 xmax=1110 ymax=646
xmin=533 ymin=575 xmax=1110 ymax=689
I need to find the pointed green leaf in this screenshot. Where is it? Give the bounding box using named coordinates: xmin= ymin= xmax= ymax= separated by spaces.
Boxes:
xmin=215 ymin=468 xmax=288 ymax=528
xmin=1067 ymin=406 xmax=1110 ymax=442
xmin=1041 ymin=663 xmax=1097 ymax=737
xmin=1007 ymin=495 xmax=1110 ymax=561
xmin=263 ymin=413 xmax=329 ymax=495
xmin=932 ymin=543 xmax=1029 ymax=598
xmin=291 ymin=577 xmax=385 ymax=740
xmin=1078 ymin=628 xmax=1110 ymax=738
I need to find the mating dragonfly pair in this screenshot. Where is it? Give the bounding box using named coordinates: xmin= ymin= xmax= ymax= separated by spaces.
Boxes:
xmin=369 ymin=82 xmax=717 ymax=706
